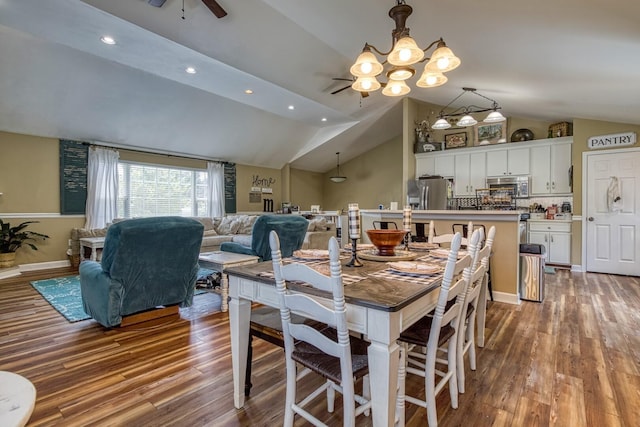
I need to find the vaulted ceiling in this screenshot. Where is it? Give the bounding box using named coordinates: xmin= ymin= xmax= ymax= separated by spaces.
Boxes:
xmin=1 ymin=0 xmax=639 ymax=173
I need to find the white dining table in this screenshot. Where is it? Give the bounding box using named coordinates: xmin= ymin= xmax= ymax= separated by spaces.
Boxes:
xmin=226 ymin=258 xmax=443 ymax=427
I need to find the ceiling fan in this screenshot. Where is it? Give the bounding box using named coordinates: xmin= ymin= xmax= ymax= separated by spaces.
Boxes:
xmin=331 ymin=78 xmax=369 ymax=98
xmin=147 ymin=0 xmax=227 ymax=18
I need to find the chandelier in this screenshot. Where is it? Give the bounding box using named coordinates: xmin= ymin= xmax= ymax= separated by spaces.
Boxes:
xmin=431 ymin=87 xmax=506 ymax=129
xmin=349 ymin=0 xmax=460 ymax=97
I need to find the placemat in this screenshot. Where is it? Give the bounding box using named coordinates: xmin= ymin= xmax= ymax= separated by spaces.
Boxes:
xmin=368 ymin=268 xmax=441 ymax=286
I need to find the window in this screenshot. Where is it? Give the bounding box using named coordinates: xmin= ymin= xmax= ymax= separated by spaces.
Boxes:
xmin=117 ymin=162 xmax=208 ymax=218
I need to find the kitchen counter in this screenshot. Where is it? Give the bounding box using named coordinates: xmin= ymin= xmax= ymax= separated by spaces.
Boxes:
xmin=360 ymin=209 xmax=520 ymax=304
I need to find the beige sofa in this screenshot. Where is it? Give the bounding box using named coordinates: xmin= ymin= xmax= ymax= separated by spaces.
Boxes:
xmin=69 ymin=214 xmax=336 ymax=266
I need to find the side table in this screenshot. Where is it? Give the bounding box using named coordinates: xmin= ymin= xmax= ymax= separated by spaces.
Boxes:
xmin=79 ymin=237 xmax=106 ymax=262
xmin=198 ymin=251 xmax=259 ymax=312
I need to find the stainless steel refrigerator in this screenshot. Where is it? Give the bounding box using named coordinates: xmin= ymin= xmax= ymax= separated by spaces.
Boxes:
xmin=407 ymin=176 xmax=450 ymax=210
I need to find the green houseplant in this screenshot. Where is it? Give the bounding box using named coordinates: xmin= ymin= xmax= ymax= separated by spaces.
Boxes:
xmin=0 ymin=220 xmax=50 ymax=268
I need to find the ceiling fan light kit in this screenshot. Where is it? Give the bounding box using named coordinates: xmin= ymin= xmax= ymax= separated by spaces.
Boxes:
xmin=330 ymin=152 xmax=347 ymax=183
xmin=349 ymin=0 xmax=460 ymax=96
xmin=431 ymin=87 xmax=506 ymax=129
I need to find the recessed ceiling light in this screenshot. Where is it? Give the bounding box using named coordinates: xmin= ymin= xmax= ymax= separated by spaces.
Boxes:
xmin=321 ymin=118 xmax=327 ymax=122
xmin=288 ymin=105 xmax=295 ymax=110
xmin=185 ymin=67 xmax=196 ymax=74
xmin=100 ymin=36 xmax=116 ymax=45
xmin=245 ymin=89 xmax=253 ymax=94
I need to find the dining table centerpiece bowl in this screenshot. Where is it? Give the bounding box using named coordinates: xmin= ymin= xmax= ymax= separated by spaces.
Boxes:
xmin=366 ymin=229 xmax=407 ymax=256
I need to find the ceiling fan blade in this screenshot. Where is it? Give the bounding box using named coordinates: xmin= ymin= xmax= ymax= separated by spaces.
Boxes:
xmin=331 ymin=85 xmax=351 ymax=95
xmin=202 ymin=0 xmax=227 ymax=18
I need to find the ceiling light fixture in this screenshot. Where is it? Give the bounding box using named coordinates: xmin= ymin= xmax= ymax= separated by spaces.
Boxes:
xmin=100 ymin=36 xmax=116 ymax=45
xmin=185 ymin=66 xmax=196 ymax=74
xmin=244 ymin=89 xmax=253 ymax=94
xmin=431 ymin=87 xmax=506 ymax=129
xmin=349 ymin=0 xmax=460 ymax=97
xmin=330 ymin=152 xmax=347 ymax=183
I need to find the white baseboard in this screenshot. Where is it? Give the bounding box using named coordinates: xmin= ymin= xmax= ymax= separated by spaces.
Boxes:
xmin=0 ymin=266 xmax=21 ymax=280
xmin=492 ymin=291 xmax=520 ymax=305
xmin=19 ymin=260 xmax=71 ymax=272
xmin=571 ymin=264 xmax=583 ymax=272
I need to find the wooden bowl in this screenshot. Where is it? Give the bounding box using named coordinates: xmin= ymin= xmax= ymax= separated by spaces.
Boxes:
xmin=366 ymin=229 xmax=407 ymax=256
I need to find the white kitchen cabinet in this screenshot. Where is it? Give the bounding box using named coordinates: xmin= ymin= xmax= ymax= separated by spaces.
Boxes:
xmin=416 ymin=155 xmax=436 ymax=176
xmin=530 ymin=142 xmax=572 ymax=195
xmin=415 ymin=153 xmax=454 ymax=177
xmin=434 ymin=154 xmax=455 ymax=178
xmin=528 ymin=221 xmax=571 ymax=265
xmin=454 ymin=152 xmax=486 ymax=196
xmin=486 ymin=146 xmax=530 ymax=176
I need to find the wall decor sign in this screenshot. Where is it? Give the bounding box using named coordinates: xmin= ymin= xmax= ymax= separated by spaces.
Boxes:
xmin=588 ymin=132 xmax=636 ymax=149
xmin=444 ymin=132 xmax=468 ymax=149
xmin=475 ymin=122 xmax=507 ymax=146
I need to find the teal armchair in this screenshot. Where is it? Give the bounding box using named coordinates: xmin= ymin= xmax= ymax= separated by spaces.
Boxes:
xmin=79 ymin=216 xmax=204 ymax=327
xmin=220 ymin=215 xmax=308 ymax=261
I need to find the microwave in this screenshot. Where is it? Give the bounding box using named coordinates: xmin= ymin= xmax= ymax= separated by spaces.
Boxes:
xmin=486 ymin=176 xmax=530 ymax=198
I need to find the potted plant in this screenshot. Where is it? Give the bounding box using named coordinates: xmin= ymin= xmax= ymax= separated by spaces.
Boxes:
xmin=0 ymin=220 xmax=50 ymax=268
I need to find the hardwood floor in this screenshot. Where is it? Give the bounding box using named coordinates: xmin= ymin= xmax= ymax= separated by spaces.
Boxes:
xmin=1 ymin=268 xmax=639 ymax=426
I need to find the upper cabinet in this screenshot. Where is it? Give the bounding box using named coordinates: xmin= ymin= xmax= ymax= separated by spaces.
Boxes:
xmin=486 ymin=147 xmax=530 ymax=176
xmin=415 ymin=136 xmax=572 ymax=196
xmin=530 ymin=141 xmax=572 ymax=195
xmin=454 ymin=152 xmax=486 ymax=196
xmin=416 ymin=153 xmax=454 ymax=177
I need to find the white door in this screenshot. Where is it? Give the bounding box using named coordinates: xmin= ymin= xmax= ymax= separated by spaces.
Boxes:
xmin=585 ymin=149 xmax=640 ymax=275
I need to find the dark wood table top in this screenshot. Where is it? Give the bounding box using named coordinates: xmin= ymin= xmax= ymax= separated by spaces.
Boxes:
xmin=225 ymin=255 xmax=443 ymax=312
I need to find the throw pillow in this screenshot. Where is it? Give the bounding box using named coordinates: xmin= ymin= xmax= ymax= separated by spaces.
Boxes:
xmin=216 ymin=216 xmax=242 ymax=235
xmin=308 ymin=217 xmax=328 ymax=232
xmin=236 ymin=215 xmax=258 ymax=234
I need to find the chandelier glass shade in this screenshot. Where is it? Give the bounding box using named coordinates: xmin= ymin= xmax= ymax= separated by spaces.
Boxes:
xmin=349 ymin=1 xmax=460 ymax=96
xmin=431 ymin=87 xmax=505 ymax=129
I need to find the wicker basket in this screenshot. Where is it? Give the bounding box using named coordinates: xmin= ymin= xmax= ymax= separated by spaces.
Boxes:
xmin=69 ymin=254 xmax=80 ymax=269
xmin=0 ymin=253 xmax=16 ymax=268
xmin=549 ymin=122 xmax=573 ymax=138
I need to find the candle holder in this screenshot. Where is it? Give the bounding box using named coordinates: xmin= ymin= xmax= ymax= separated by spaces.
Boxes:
xmin=345 ymin=238 xmax=363 ymax=267
xmin=404 ymin=231 xmax=411 ymax=251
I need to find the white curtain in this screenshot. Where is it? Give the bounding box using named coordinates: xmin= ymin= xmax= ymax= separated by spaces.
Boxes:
xmin=207 ymin=161 xmax=225 ymax=218
xmin=85 ymin=147 xmax=119 ymax=229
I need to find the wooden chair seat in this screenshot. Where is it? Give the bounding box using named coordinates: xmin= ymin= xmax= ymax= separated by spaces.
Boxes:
xmin=292 ymin=328 xmax=369 ymax=385
xmin=245 ymin=305 xmax=323 ymax=396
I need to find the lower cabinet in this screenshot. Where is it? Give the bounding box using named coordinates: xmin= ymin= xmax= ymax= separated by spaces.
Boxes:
xmin=528 ymin=221 xmax=571 ymax=265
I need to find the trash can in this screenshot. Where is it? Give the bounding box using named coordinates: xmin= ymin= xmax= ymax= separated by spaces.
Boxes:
xmin=519 ymin=243 xmax=546 ymax=302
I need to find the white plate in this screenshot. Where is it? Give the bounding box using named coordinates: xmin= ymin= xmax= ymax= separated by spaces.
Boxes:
xmin=409 ymin=242 xmax=440 ymax=251
xmin=388 ymin=261 xmax=442 ymax=275
xmin=429 ymin=249 xmax=467 ymax=259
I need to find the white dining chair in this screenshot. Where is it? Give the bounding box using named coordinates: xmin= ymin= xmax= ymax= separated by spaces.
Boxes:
xmin=456 ymin=227 xmax=492 ymax=393
xmin=270 ymin=231 xmax=371 ymax=427
xmin=430 ymin=221 xmax=473 ymax=247
xmin=395 ymin=232 xmax=473 ymax=427
xmin=476 ymin=226 xmax=496 ymax=348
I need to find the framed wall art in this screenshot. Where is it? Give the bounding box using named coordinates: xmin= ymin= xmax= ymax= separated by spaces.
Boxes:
xmin=475 ymin=122 xmax=507 ymax=146
xmin=444 ymin=132 xmax=468 ymax=149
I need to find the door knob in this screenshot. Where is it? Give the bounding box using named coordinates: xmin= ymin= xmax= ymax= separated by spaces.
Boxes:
xmin=588 ymin=217 xmax=594 ymax=221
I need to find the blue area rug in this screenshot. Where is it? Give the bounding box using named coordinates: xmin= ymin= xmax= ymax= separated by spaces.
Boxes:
xmin=30 ymin=268 xmax=215 ymax=323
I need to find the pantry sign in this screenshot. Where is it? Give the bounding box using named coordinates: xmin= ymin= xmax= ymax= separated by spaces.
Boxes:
xmin=588 ymin=131 xmax=636 ymax=149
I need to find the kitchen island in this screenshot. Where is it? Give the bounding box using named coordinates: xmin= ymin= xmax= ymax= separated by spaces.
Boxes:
xmin=360 ymin=209 xmax=521 ymax=304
